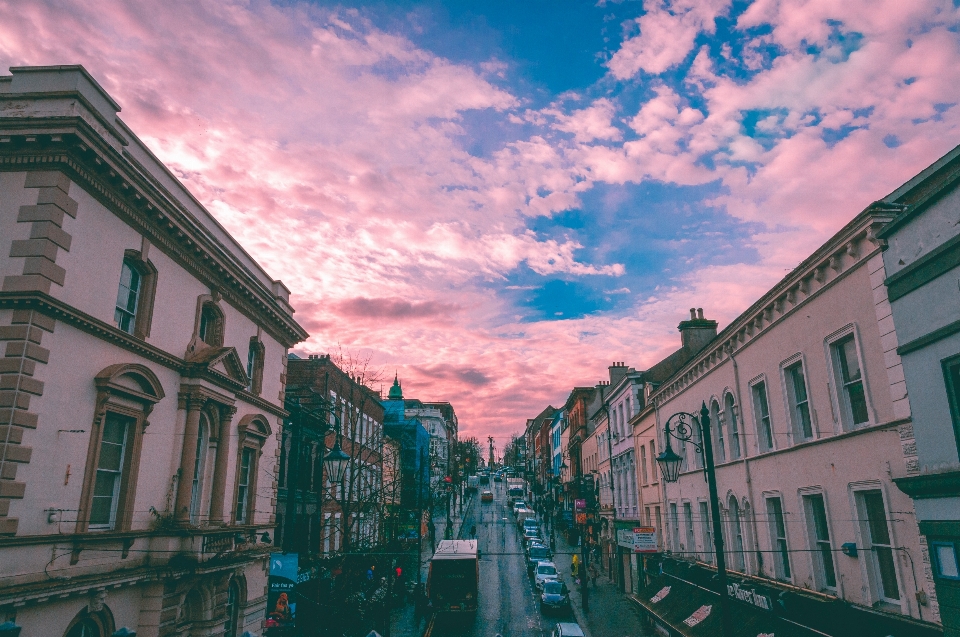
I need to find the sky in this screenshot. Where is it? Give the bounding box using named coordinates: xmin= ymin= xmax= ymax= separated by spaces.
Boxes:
xmin=3 ymin=0 xmax=960 ymax=449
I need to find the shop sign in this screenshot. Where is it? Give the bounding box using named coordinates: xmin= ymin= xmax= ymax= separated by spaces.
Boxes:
xmin=683 ymin=604 xmax=712 ymax=627
xmin=632 ymin=527 xmax=658 ymax=553
xmin=268 ymin=553 xmax=298 ymax=629
xmin=575 ymin=498 xmax=586 ymax=511
xmin=576 ymin=513 xmax=587 ymax=524
xmin=617 ymin=527 xmax=658 ymax=552
xmin=650 ymin=586 xmax=671 ymax=603
xmin=727 ymin=582 xmax=773 ymax=611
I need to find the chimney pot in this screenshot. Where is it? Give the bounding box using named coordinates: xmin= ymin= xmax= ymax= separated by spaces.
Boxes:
xmin=690 ymin=308 xmax=697 ymax=320
xmin=697 ymin=308 xmax=704 ymax=320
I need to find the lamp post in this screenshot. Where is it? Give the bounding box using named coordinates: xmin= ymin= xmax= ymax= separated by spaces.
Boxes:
xmin=655 ymin=402 xmax=732 ymax=637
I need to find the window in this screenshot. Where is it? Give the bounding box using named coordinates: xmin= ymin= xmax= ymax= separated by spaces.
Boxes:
xmin=684 ymin=502 xmax=696 ymax=557
xmin=857 ymin=490 xmax=900 ymax=603
xmin=246 ymin=338 xmax=265 ymax=395
xmin=235 ymin=448 xmax=254 ymax=523
xmin=766 ymin=496 xmax=791 ymax=580
xmin=725 ymin=393 xmax=741 ymax=460
xmin=941 ymin=356 xmax=960 ymax=452
xmin=728 ymin=497 xmax=746 ymax=572
xmin=832 ymin=335 xmax=869 ymax=428
xmin=670 ymin=502 xmax=680 ymax=552
xmin=650 ymin=441 xmax=657 ymax=481
xmin=709 ymin=399 xmax=726 ymax=462
xmin=113 ymin=252 xmax=158 ymax=339
xmin=224 ymin=579 xmax=242 ymax=637
xmin=114 ymin=259 xmax=141 ymax=334
xmin=803 ymin=493 xmax=837 ymax=590
xmin=785 ymin=361 xmax=814 ymax=441
xmin=699 ymin=501 xmax=713 ymax=564
xmin=190 ymin=415 xmax=210 ymax=524
xmin=197 ymin=302 xmax=224 ymax=347
xmin=752 ymin=381 xmax=774 ymax=452
xmin=89 ymin=413 xmax=133 ymax=529
xmin=80 ymin=364 xmax=164 ymax=533
xmin=933 ymin=541 xmax=960 ymax=580
xmin=640 ymin=446 xmax=648 ymax=485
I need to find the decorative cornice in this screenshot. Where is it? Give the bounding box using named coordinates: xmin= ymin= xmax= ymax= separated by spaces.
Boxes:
xmin=893 ymin=468 xmax=960 ymax=499
xmin=652 ymin=209 xmax=894 ymax=407
xmin=0 ymin=115 xmax=307 ymax=347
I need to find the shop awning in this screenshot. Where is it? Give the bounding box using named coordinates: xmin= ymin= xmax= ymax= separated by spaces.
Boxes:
xmin=633 ymin=574 xmax=828 ymax=637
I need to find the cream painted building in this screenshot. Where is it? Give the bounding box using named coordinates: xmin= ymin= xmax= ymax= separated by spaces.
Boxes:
xmin=650 ymin=205 xmax=937 ymax=627
xmin=0 ymin=66 xmax=307 ymax=636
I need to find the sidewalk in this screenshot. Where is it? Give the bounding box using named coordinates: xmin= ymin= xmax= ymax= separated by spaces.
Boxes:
xmin=552 ymin=536 xmax=650 ymax=637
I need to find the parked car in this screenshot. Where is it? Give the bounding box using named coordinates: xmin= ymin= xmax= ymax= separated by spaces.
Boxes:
xmin=550 ymin=622 xmax=585 ymax=637
xmin=522 ymin=518 xmax=540 ymax=532
xmin=512 ymin=501 xmax=527 ymax=515
xmin=540 ymin=580 xmax=571 ymax=613
xmin=522 ymin=528 xmax=541 ymax=546
xmin=481 ymin=490 xmax=494 ymax=503
xmin=535 ymin=562 xmax=559 ymax=590
xmin=527 ymin=545 xmax=552 ymax=572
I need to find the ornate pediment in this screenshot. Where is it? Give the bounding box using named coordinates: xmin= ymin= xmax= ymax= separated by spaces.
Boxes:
xmin=185 ymin=345 xmax=248 ymax=390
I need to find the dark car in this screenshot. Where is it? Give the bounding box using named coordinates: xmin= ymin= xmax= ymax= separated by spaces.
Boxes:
xmin=540 ymin=580 xmax=570 ymax=613
xmin=527 ymin=545 xmax=552 ymax=572
xmin=481 ymin=490 xmax=494 ymax=502
xmin=493 ymin=474 xmax=503 ymax=482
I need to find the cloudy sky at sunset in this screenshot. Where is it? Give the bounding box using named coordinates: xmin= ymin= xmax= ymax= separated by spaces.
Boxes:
xmin=4 ymin=0 xmax=960 ymax=446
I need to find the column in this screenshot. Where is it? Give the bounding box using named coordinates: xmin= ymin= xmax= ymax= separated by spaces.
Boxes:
xmin=208 ymin=405 xmax=237 ymax=525
xmin=175 ymin=394 xmax=206 ymax=523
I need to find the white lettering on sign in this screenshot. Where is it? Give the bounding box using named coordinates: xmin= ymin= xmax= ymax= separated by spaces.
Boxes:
xmin=757 ymin=633 xmax=775 ymax=637
xmin=727 ymin=582 xmax=773 ymax=610
xmin=683 ymin=604 xmax=712 ymax=627
xmin=650 ymin=586 xmax=671 ymax=603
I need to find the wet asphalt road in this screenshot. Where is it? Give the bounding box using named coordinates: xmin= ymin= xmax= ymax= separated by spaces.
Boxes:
xmin=430 ymin=482 xmax=575 ymax=637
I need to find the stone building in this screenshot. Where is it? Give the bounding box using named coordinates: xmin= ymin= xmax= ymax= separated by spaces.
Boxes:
xmin=879 ymin=142 xmax=960 ymax=636
xmin=646 ymin=203 xmax=937 ymax=635
xmin=0 ymin=66 xmax=307 ymax=636
xmin=282 ymin=354 xmax=384 ymax=557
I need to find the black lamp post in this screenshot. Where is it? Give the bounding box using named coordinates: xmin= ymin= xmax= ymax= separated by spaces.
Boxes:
xmin=655 ymin=402 xmax=732 ymax=637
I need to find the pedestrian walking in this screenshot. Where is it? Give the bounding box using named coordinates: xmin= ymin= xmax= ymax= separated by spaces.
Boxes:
xmin=470 ymin=524 xmax=477 ymax=538
xmin=588 ymin=562 xmax=599 ymax=587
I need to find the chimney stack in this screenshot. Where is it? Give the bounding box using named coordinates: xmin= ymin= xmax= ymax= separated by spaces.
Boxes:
xmin=678 ymin=308 xmax=718 ymax=354
xmin=608 ymin=361 xmax=629 ymax=387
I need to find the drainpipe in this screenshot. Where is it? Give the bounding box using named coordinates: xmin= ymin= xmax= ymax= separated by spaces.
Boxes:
xmin=729 ymin=346 xmax=762 ymax=574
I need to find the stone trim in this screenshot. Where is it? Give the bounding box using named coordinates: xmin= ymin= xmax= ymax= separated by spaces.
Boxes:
xmin=3 ymin=170 xmax=76 ymax=296
xmin=0 ymin=307 xmax=53 ymax=535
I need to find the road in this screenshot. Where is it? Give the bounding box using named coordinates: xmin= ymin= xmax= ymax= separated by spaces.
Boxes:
xmin=430 ymin=481 xmax=575 ymax=637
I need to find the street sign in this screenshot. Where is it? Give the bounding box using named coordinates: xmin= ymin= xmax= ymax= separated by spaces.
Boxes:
xmin=574 ymin=498 xmax=586 ymax=511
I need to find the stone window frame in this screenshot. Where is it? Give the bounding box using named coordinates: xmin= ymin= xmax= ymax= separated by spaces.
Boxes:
xmin=246 ymin=336 xmax=265 ymax=396
xmin=780 ymin=353 xmax=818 ymax=445
xmin=190 ymin=293 xmax=226 ymax=351
xmin=823 ymin=323 xmax=876 ymax=433
xmin=848 ymin=480 xmax=905 ymax=611
xmin=748 ymin=374 xmax=776 ymax=454
xmin=233 ymin=414 xmax=271 ymax=525
xmin=114 ymin=249 xmax=158 ymax=340
xmin=63 ymin=605 xmax=115 ymax=637
xmin=77 ymin=363 xmax=165 ymax=533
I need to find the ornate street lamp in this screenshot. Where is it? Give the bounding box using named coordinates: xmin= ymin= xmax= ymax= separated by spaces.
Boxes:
xmin=655 ymin=402 xmax=732 ymax=637
xmin=324 ymin=436 xmax=350 ymax=486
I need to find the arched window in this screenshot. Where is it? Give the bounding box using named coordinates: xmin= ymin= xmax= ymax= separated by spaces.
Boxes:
xmin=246 ymin=337 xmax=265 ymax=395
xmin=711 ymin=400 xmax=725 ymax=463
xmin=66 ymin=618 xmax=103 ymax=637
xmin=724 ymin=393 xmax=741 ymax=460
xmin=198 ymin=303 xmax=224 ymax=347
xmin=190 ymin=414 xmax=211 ymax=524
xmin=224 ymin=578 xmax=244 ymax=637
xmin=728 ymin=496 xmax=746 ymax=572
xmin=63 ymin=607 xmax=114 ymax=637
xmin=113 ymin=251 xmax=157 ymax=339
